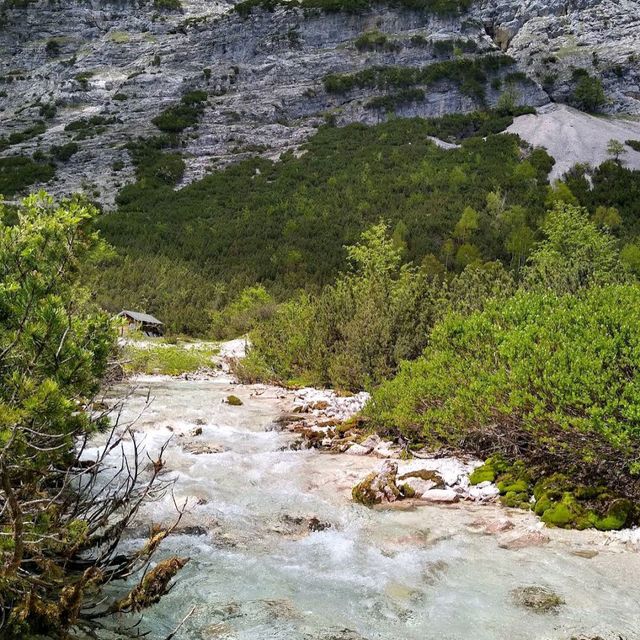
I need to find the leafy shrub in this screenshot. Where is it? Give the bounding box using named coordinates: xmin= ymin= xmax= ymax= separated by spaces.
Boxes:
xmin=97 ymin=115 xmax=551 ymax=334
xmin=122 ymin=342 xmax=217 ymax=375
xmin=210 ymin=285 xmax=276 ymax=339
xmin=39 ymin=102 xmax=57 ymax=119
xmin=51 ymin=142 xmax=79 ymax=162
xmin=366 ymin=284 xmax=640 ymax=506
xmin=234 ymin=0 xmax=473 ymax=18
xmin=626 ymin=139 xmax=640 ymax=152
xmin=154 ymin=0 xmax=182 ymax=9
xmin=45 ymin=38 xmax=61 ymax=55
xmin=354 ymin=30 xmax=400 ymax=52
xmin=244 ymin=225 xmax=515 ymax=390
xmin=153 ymin=90 xmax=207 ymax=133
xmin=0 ymin=155 xmax=55 ymax=195
xmin=522 ymin=203 xmax=626 ymax=294
xmin=0 ymin=121 xmax=46 ymax=151
xmin=65 ymin=115 xmax=116 ymax=140
xmin=323 ymin=55 xmax=515 ymax=102
xmin=572 ymin=73 xmax=606 ymax=112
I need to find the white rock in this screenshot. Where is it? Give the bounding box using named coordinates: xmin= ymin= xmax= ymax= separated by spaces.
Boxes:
xmin=402 ymin=477 xmax=438 ymax=497
xmin=468 ymin=484 xmax=500 ymax=501
xmin=420 ymin=489 xmax=460 ymax=503
xmin=346 ymin=443 xmax=372 ymax=456
xmin=372 ymin=441 xmax=402 ymax=459
xmin=360 ymin=434 xmax=381 ymax=449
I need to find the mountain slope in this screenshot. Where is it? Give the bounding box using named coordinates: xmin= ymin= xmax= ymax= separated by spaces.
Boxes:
xmin=0 ymin=0 xmax=638 ymax=205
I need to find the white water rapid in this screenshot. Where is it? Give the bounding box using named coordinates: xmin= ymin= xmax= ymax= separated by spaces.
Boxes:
xmin=92 ymin=375 xmax=640 ymax=640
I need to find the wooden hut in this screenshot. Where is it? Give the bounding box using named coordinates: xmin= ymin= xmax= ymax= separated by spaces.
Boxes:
xmin=117 ymin=310 xmax=164 ymax=337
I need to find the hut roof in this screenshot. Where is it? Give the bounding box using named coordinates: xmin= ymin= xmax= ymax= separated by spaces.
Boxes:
xmin=118 ymin=310 xmax=164 ymax=325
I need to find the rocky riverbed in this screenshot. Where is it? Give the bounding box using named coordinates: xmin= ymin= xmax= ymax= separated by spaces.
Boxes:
xmin=87 ymin=349 xmax=640 ymax=640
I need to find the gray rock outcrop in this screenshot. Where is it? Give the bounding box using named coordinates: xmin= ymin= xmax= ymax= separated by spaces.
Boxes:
xmin=0 ymin=0 xmax=637 ymax=205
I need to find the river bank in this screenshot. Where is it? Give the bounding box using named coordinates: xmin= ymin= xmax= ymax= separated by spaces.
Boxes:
xmin=90 ymin=344 xmax=640 ymax=639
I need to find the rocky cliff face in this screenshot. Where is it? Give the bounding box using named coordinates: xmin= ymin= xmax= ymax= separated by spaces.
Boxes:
xmin=0 ymin=0 xmax=638 ymax=206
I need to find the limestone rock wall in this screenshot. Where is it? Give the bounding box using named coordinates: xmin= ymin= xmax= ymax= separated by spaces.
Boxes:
xmin=0 ymin=0 xmax=637 ymax=205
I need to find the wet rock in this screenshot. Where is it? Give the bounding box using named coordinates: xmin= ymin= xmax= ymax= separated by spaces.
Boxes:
xmin=468 ymin=480 xmax=500 ymax=502
xmin=511 ymin=585 xmax=565 ymax=613
xmin=183 ymin=442 xmax=225 ymax=455
xmin=420 ymin=489 xmax=460 ymax=503
xmin=401 ymin=477 xmax=439 ymax=497
xmin=399 ymin=469 xmax=445 ymax=486
xmin=173 ymin=525 xmax=208 ymax=536
xmin=308 ymin=516 xmax=331 ymax=532
xmin=483 ymin=519 xmax=515 ymax=534
xmin=346 ymin=443 xmax=372 ymax=456
xmin=190 ymin=426 xmax=203 ymax=436
xmin=571 ymin=549 xmax=599 ymax=559
xmin=352 ymin=460 xmax=402 ymax=506
xmin=384 ymin=580 xmax=421 ymax=602
xmin=276 ymin=514 xmax=332 ymax=536
xmin=310 ymin=630 xmax=369 ymax=640
xmin=226 ymin=394 xmax=243 ymax=406
xmin=499 ymin=531 xmax=550 ymax=550
xmin=371 ymin=441 xmax=403 ymax=458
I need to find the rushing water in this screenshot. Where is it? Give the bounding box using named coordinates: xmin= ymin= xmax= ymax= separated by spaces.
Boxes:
xmin=95 ymin=376 xmax=640 ymax=640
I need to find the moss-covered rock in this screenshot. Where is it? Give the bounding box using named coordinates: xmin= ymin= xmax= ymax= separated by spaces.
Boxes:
xmin=533 ymin=475 xmax=632 ymax=531
xmin=591 ymin=499 xmax=632 ymax=531
xmin=352 ymin=461 xmax=402 ymax=507
xmin=511 ymin=585 xmax=564 ymax=613
xmin=469 ymin=455 xmax=510 ymax=485
xmin=398 ymin=469 xmax=445 ymax=487
xmin=226 ymin=395 xmax=243 ymax=406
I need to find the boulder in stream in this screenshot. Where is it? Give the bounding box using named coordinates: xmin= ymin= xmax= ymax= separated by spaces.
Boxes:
xmin=511 ymin=585 xmax=565 ymax=613
xmin=352 ymin=461 xmax=409 ymax=506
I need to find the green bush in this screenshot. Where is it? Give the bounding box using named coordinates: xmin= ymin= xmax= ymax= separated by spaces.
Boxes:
xmin=522 ymin=202 xmax=626 ymax=294
xmin=0 ymin=121 xmax=46 ymax=151
xmin=234 ymin=0 xmax=473 ymax=18
xmin=51 ymin=142 xmax=79 ymax=162
xmin=354 ymin=30 xmax=400 ymax=52
xmin=366 ymin=284 xmax=640 ymax=503
xmin=210 ymin=285 xmax=276 ymax=339
xmin=244 ymin=225 xmax=515 ymax=390
xmin=572 ymin=73 xmax=606 ymax=112
xmin=152 ymin=91 xmax=207 ymax=133
xmin=0 ymin=155 xmax=55 ymax=195
xmin=626 ymin=139 xmax=640 ymax=152
xmin=154 ymin=0 xmax=182 ymax=9
xmin=323 ymin=55 xmax=515 ymax=102
xmin=64 ymin=115 xmax=116 ymax=140
xmin=97 ymin=114 xmax=551 ymax=334
xmin=122 ymin=342 xmax=218 ymax=375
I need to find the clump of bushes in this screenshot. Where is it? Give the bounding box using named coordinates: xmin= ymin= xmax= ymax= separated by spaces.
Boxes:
xmin=210 ymin=285 xmax=276 ymax=340
xmin=432 ymin=38 xmax=477 ymax=57
xmin=239 ymin=224 xmax=516 ymax=390
xmin=367 ymin=283 xmax=640 ymax=509
xmin=354 ymin=30 xmax=400 ymax=52
xmin=626 ymin=139 xmax=640 ymax=152
xmin=323 ymin=55 xmax=515 ymax=102
xmin=122 ymin=342 xmax=218 ymax=375
xmin=571 ymin=69 xmax=606 ymax=112
xmin=65 ymin=115 xmax=117 ymax=140
xmin=154 ymin=0 xmax=182 ymax=9
xmin=0 ymin=154 xmax=55 ymax=195
xmin=234 ymin=0 xmax=473 ymax=19
xmin=0 ymin=121 xmax=46 ymax=151
xmin=152 ymin=90 xmax=208 ymax=133
xmin=51 ymin=141 xmax=79 ymax=161
xmin=363 ymin=207 xmax=639 ymax=513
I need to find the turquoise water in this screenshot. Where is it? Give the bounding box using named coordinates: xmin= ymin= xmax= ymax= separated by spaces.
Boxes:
xmin=97 ymin=378 xmax=640 ymax=640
